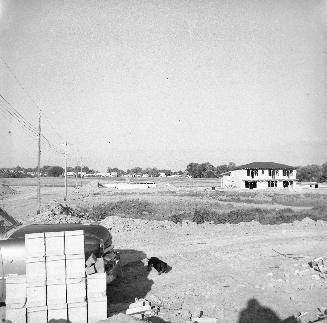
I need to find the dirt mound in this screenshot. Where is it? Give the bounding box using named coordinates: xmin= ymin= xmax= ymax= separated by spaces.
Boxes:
xmin=71 ymin=181 xmax=103 ymax=199
xmin=0 ymin=184 xmax=16 ymax=198
xmin=31 ymin=201 xmax=88 ymax=224
xmin=101 ymin=215 xmax=176 ymax=234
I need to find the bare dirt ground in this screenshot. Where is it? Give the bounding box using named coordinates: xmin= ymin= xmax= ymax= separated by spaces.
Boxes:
xmin=103 ymin=216 xmax=327 ymax=322
xmin=1 ymin=178 xmax=327 ymax=322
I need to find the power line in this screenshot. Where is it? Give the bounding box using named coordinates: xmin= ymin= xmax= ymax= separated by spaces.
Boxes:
xmin=1 ymin=56 xmax=65 ymax=147
xmin=0 ymin=95 xmax=38 ymax=134
xmin=0 ymin=94 xmax=64 ymax=155
xmin=0 ymin=56 xmax=40 ymax=114
xmin=0 ymin=103 xmax=38 ymax=138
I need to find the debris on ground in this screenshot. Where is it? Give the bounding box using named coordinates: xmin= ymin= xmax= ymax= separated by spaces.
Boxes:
xmin=126 ymin=298 xmax=155 ymax=320
xmin=147 ymin=257 xmax=171 ymax=275
xmin=309 ymin=257 xmax=327 ymax=276
xmin=272 ymin=249 xmax=308 ymax=260
xmin=30 ymin=201 xmax=87 ymax=224
xmin=317 ymin=307 xmax=327 ymax=320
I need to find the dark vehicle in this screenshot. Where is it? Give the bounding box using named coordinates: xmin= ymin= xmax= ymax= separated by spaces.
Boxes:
xmin=0 ymin=208 xmax=118 ymax=303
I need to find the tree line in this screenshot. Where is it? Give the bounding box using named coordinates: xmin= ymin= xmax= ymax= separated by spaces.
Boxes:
xmin=297 ymin=162 xmax=327 ymax=182
xmin=1 ymin=161 xmax=327 ymax=182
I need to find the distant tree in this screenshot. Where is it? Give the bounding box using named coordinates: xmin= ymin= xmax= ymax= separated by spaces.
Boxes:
xmin=159 ymin=169 xmax=172 ymax=176
xmin=129 ymin=167 xmax=142 ymax=175
xmin=215 ymin=164 xmax=229 ymax=176
xmin=297 ymin=164 xmax=322 ymax=182
xmin=107 ymin=167 xmax=124 ymax=176
xmin=228 ymin=162 xmax=236 ymax=171
xmin=186 ymin=163 xmax=200 ymax=178
xmin=142 ymin=168 xmax=159 ymax=177
xmin=186 ymin=162 xmax=216 ymax=178
xmin=198 ymin=162 xmax=215 ymax=178
xmin=46 ymin=166 xmax=64 ymax=177
xmin=320 ymin=162 xmax=327 ymax=182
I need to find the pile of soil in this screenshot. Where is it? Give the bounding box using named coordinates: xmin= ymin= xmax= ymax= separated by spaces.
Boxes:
xmin=0 ymin=184 xmax=16 ymax=198
xmin=101 ymin=215 xmax=176 ymax=234
xmin=71 ymin=181 xmax=103 ymax=199
xmin=30 ymin=201 xmax=88 ymax=224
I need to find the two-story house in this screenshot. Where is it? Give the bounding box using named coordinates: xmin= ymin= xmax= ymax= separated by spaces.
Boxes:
xmin=220 ymin=162 xmax=297 ymax=189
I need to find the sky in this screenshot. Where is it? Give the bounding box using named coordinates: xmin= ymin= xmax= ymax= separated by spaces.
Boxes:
xmin=0 ymin=0 xmax=326 ymax=171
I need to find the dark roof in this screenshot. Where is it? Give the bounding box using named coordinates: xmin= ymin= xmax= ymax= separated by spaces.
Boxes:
xmin=235 ymin=162 xmax=295 ymax=170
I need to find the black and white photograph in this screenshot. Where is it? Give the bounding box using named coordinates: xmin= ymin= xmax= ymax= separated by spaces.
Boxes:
xmin=0 ymin=0 xmax=327 ymax=322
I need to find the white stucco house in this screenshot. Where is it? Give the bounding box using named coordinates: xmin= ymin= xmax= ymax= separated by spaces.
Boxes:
xmin=219 ymin=162 xmax=297 ymax=189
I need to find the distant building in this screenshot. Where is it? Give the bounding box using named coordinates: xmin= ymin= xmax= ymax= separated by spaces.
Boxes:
xmin=219 ymin=162 xmax=297 ymax=189
xmin=93 ymin=172 xmax=118 ymax=177
xmin=159 ymin=172 xmax=166 ymax=177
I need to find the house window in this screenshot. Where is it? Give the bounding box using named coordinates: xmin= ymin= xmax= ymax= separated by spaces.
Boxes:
xmin=247 ymin=170 xmax=250 ymax=176
xmin=290 ymin=170 xmax=293 ymax=175
xmin=283 ymin=170 xmax=286 ymax=176
xmin=268 ymin=170 xmax=272 ymax=176
xmin=262 ymin=170 xmax=264 ymax=175
xmin=275 ymin=170 xmax=279 ymax=176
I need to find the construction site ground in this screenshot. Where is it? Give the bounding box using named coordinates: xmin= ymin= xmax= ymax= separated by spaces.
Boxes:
xmin=1 ymin=179 xmax=327 ymax=322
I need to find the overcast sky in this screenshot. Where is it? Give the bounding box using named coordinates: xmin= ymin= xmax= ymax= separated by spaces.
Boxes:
xmin=0 ymin=0 xmax=326 ymax=171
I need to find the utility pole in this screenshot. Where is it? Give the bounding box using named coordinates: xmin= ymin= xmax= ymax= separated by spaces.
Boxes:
xmin=37 ymin=110 xmax=41 ymax=214
xmin=64 ymin=141 xmax=67 ymax=201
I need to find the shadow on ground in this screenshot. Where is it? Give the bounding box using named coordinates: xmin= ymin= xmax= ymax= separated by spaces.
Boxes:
xmin=237 ymin=298 xmax=299 ymax=323
xmin=107 ymin=249 xmax=154 ymax=315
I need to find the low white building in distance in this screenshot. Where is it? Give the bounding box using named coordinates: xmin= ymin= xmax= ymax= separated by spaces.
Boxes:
xmin=220 ymin=162 xmax=297 ymax=189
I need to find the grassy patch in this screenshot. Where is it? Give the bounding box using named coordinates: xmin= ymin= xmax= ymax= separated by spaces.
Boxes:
xmin=189 ymin=205 xmax=327 ymax=225
xmin=80 ymin=199 xmax=154 ymax=221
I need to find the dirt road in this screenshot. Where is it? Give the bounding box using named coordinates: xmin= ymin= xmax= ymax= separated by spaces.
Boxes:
xmin=103 ymin=216 xmax=327 ymax=322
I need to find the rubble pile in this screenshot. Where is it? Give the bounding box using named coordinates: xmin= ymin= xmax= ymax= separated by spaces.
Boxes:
xmin=71 ymin=181 xmax=103 ymax=199
xmin=31 ymin=201 xmax=88 ymax=224
xmin=0 ymin=183 xmax=16 ymax=198
xmin=101 ymin=216 xmax=176 ymax=234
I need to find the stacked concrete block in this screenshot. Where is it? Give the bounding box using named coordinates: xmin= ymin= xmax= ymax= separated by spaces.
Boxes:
xmin=5 ymin=275 xmax=27 ymax=323
xmin=6 ymin=307 xmax=26 ymax=323
xmin=45 ymin=231 xmax=65 ymax=256
xmin=26 ymin=283 xmax=47 ymax=307
xmin=68 ymin=302 xmax=87 ymax=323
xmin=87 ymin=273 xmax=106 ymax=298
xmin=65 ymin=230 xmax=85 ymax=255
xmin=47 ymin=304 xmax=68 ymax=321
xmin=47 ymin=282 xmax=67 ymax=305
xmin=67 ymin=277 xmax=86 ymax=303
xmin=25 ymin=232 xmax=48 ymax=323
xmin=6 ymin=229 xmax=108 ymax=323
xmin=6 ymin=274 xmax=27 ymax=307
xmin=87 ymin=273 xmax=107 ymax=322
xmin=46 ymin=232 xmax=67 ymax=311
xmin=66 ymin=254 xmax=85 ymax=279
xmin=25 ymin=232 xmax=46 ymax=258
xmin=27 ymin=306 xmax=47 ymax=322
xmin=88 ymin=297 xmax=108 ymax=323
xmin=64 ymin=230 xmax=90 ymax=323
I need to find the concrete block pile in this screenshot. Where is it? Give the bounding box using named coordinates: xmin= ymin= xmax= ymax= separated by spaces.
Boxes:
xmin=5 ymin=230 xmax=107 ymax=323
